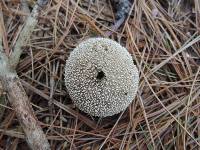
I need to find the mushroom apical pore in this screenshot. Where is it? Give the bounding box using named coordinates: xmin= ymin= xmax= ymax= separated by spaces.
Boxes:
xmin=64 ymin=38 xmax=139 ymax=117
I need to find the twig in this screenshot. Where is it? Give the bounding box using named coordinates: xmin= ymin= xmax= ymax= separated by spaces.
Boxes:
xmin=0 ymin=75 xmax=50 ymax=150
xmin=0 ymin=1 xmax=50 ymax=150
xmin=0 ymin=11 xmax=6 ymax=118
xmin=10 ymin=0 xmax=48 ymax=69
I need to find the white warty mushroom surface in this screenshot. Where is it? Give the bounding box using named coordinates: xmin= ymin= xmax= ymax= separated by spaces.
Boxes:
xmin=65 ymin=38 xmax=139 ymax=117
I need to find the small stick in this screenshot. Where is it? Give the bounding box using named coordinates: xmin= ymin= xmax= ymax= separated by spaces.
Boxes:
xmin=0 ymin=1 xmax=50 ymax=149
xmin=10 ymin=0 xmax=48 ymax=69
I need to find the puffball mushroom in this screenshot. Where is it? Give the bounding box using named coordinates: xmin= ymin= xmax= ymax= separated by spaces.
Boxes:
xmin=64 ymin=38 xmax=139 ymax=117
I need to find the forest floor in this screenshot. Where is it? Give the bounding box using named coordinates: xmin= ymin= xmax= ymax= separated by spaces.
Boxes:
xmin=0 ymin=0 xmax=200 ymax=149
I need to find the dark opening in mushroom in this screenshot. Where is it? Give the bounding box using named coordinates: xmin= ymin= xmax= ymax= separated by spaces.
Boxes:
xmin=96 ymin=71 xmax=105 ymax=80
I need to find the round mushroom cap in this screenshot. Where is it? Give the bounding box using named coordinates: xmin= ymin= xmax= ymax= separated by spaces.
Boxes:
xmin=64 ymin=38 xmax=139 ymax=117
